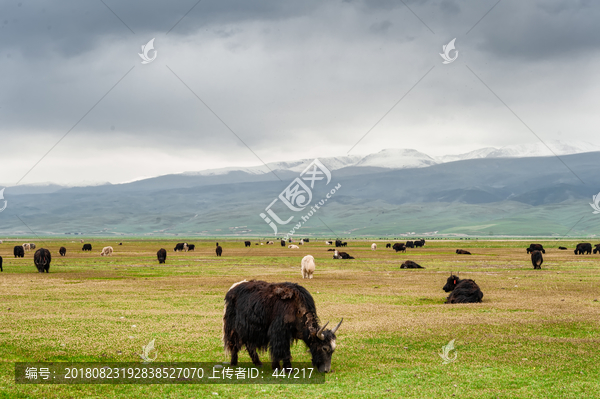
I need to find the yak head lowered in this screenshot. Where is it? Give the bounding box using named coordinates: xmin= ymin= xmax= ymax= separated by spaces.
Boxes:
xmin=306 ymin=319 xmax=343 ymax=373
xmin=443 ymin=274 xmax=460 ymax=292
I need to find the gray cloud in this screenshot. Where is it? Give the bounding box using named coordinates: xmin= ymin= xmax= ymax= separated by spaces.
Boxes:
xmin=1 ymin=0 xmax=599 ymax=185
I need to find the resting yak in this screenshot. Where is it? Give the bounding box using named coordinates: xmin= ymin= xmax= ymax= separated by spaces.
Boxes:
xmin=82 ymin=243 xmax=92 ymax=252
xmin=526 ymin=244 xmax=545 ymax=254
xmin=34 ymin=248 xmax=51 ymax=273
xmin=574 ymin=243 xmax=592 ymax=255
xmin=558 ymin=247 xmax=568 ymax=250
xmin=401 ymin=260 xmax=424 ymax=269
xmin=443 ymin=274 xmax=483 ymax=304
xmin=392 ymin=243 xmax=406 ymax=253
xmin=216 ymin=243 xmax=223 ymax=257
xmin=456 ymin=249 xmax=471 ymax=255
xmin=223 ymin=280 xmax=342 ymax=372
xmin=531 ymin=250 xmax=543 ymax=269
xmin=59 ymin=247 xmax=67 ymax=256
xmin=333 ymin=250 xmax=354 ymax=259
xmin=14 ymin=245 xmax=25 ymax=258
xmin=157 ymin=248 xmax=167 ymax=264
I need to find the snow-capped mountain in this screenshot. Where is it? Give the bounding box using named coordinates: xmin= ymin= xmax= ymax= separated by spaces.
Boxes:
xmin=175 ymin=141 xmax=600 ymax=179
xmin=354 ymin=149 xmax=437 ymax=169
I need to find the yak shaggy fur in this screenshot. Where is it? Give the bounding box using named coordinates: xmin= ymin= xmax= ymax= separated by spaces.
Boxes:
xmin=223 ymin=280 xmax=341 ymax=372
xmin=443 ymin=275 xmax=483 ymax=304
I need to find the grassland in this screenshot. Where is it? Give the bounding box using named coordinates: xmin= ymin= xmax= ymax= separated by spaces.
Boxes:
xmin=1 ymin=239 xmax=599 ymax=398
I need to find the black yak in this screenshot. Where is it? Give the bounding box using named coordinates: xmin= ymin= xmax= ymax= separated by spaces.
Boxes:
xmin=0 ymin=255 xmax=2 ymax=272
xmin=173 ymin=243 xmax=186 ymax=252
xmin=405 ymin=241 xmax=414 ymax=248
xmin=335 ymin=240 xmax=342 ymax=247
xmin=157 ymin=248 xmax=167 ymax=264
xmin=34 ymin=248 xmax=51 ymax=273
xmin=14 ymin=245 xmax=25 ymax=258
xmin=559 ymin=247 xmax=567 ymax=250
xmin=82 ymin=243 xmax=92 ymax=251
xmin=59 ymin=247 xmax=66 ymax=256
xmin=281 ymin=240 xmax=286 ymax=247
xmin=401 ymin=260 xmax=423 ymax=269
xmin=245 ymin=241 xmax=251 ymax=247
xmin=593 ymin=244 xmax=600 ymax=254
xmin=216 ymin=243 xmax=223 ymax=257
xmin=531 ymin=250 xmax=543 ymax=269
xmin=392 ymin=243 xmax=406 ymax=253
xmin=456 ymin=249 xmax=471 ymax=255
xmin=333 ymin=250 xmax=354 ymax=259
xmin=575 ymin=243 xmax=592 ymax=255
xmin=386 ymin=243 xmax=391 ymax=248
xmin=187 ymin=244 xmax=195 ymax=251
xmin=223 ymin=280 xmax=342 ymax=372
xmin=526 ymin=244 xmax=545 ymax=254
xmin=414 ymin=239 xmax=425 ymax=248
xmin=304 ymin=238 xmax=310 ymax=243
xmin=443 ymin=274 xmax=483 ymax=304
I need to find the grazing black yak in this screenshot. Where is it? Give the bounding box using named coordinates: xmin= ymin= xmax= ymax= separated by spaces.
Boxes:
xmin=173 ymin=243 xmax=186 ymax=252
xmin=0 ymin=255 xmax=2 ymax=272
xmin=574 ymin=243 xmax=592 ymax=255
xmin=245 ymin=241 xmax=251 ymax=247
xmin=59 ymin=247 xmax=67 ymax=256
xmin=392 ymin=243 xmax=406 ymax=253
xmin=531 ymin=250 xmax=543 ymax=269
xmin=405 ymin=241 xmax=414 ymax=248
xmin=34 ymin=248 xmax=51 ymax=273
xmin=82 ymin=243 xmax=92 ymax=251
xmin=558 ymin=247 xmax=567 ymax=250
xmin=443 ymin=274 xmax=483 ymax=304
xmin=333 ymin=250 xmax=354 ymax=259
xmin=223 ymin=280 xmax=342 ymax=372
xmin=413 ymin=239 xmax=425 ymax=248
xmin=14 ymin=245 xmax=25 ymax=258
xmin=526 ymin=244 xmax=545 ymax=254
xmin=216 ymin=243 xmax=223 ymax=257
xmin=456 ymin=249 xmax=471 ymax=255
xmin=281 ymin=240 xmax=286 ymax=247
xmin=593 ymin=244 xmax=600 ymax=254
xmin=157 ymin=248 xmax=167 ymax=264
xmin=304 ymin=238 xmax=310 ymax=243
xmin=386 ymin=243 xmax=391 ymax=248
xmin=401 ymin=260 xmax=423 ymax=269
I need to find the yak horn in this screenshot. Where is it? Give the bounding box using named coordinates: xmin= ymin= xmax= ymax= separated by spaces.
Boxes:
xmin=331 ymin=318 xmax=343 ymax=334
xmin=317 ymin=321 xmax=329 ymax=340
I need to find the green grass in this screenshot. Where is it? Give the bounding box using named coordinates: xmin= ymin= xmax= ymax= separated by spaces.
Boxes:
xmin=1 ymin=239 xmax=599 ymax=398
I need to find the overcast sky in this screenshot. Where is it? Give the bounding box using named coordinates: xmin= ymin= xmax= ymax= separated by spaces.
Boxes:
xmin=1 ymin=0 xmax=599 ymax=185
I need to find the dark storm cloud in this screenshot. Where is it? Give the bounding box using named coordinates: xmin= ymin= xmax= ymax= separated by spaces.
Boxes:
xmin=0 ymin=0 xmax=599 ymax=185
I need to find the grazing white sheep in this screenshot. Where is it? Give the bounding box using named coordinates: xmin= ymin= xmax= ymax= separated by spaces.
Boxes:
xmin=301 ymin=255 xmax=316 ymax=279
xmin=22 ymin=243 xmax=30 ymax=251
xmin=371 ymin=243 xmax=377 ymax=251
xmin=288 ymin=245 xmax=300 ymax=249
xmin=100 ymin=246 xmax=114 ymax=256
